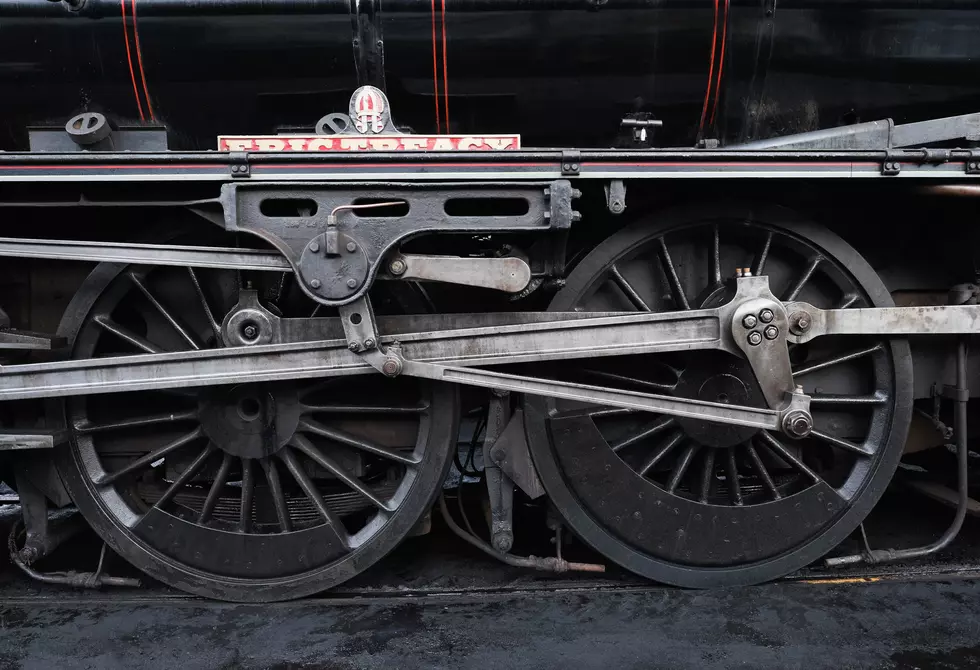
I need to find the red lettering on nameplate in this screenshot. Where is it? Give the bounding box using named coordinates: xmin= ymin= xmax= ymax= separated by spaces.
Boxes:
xmin=218 ymin=135 xmax=521 ymax=152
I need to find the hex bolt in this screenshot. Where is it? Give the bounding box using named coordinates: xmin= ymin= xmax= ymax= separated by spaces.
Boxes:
xmin=759 ymin=308 xmax=774 ymax=323
xmin=742 ymin=315 xmax=758 ymax=329
xmin=388 ymin=258 xmax=407 ymax=276
xmin=346 ymin=278 xmax=358 ymax=289
xmin=782 ymin=410 xmax=813 ymax=439
xmin=346 ymin=242 xmax=357 ymax=253
xmin=242 ymin=325 xmax=257 ymax=340
xmin=310 ymin=279 xmax=321 ymax=289
xmin=747 ymin=331 xmax=763 ymax=346
xmin=381 ymin=357 xmax=403 ymax=377
xmin=348 ymin=341 xmax=361 ymax=352
xmin=309 ymin=241 xmax=320 ymax=253
xmin=764 ymin=325 xmax=779 ymax=340
xmin=363 ymin=338 xmax=376 ymax=350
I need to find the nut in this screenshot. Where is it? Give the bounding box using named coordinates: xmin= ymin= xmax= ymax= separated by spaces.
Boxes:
xmin=782 ymin=410 xmax=813 ymax=439
xmin=790 ymin=311 xmax=812 ymax=335
xmin=381 ymin=357 xmax=403 ymax=377
xmin=747 ymin=331 xmax=763 ymax=346
xmin=742 ymin=315 xmax=758 ymax=329
xmin=242 ymin=325 xmax=257 ymax=340
xmin=310 ymin=279 xmax=321 ymax=289
xmin=763 ymin=325 xmax=779 ymax=340
xmin=348 ymin=341 xmax=361 ymax=352
xmin=759 ymin=308 xmax=774 ymax=324
xmin=389 ymin=258 xmax=407 ymax=276
xmin=363 ymin=338 xmax=376 ymax=350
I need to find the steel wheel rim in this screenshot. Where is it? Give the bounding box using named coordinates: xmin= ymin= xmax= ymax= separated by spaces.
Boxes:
xmin=55 ymin=261 xmax=456 ymax=602
xmin=525 ymin=204 xmax=912 ymax=587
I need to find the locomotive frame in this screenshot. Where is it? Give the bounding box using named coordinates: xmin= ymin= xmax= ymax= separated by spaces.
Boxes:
xmin=1 ymin=103 xmax=979 ymax=600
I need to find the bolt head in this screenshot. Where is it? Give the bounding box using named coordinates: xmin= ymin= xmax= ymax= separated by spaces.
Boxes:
xmin=389 ymin=259 xmax=407 ymax=276
xmin=742 ymin=315 xmax=758 ymax=329
xmin=747 ymin=331 xmax=763 ymax=346
xmin=782 ymin=410 xmax=813 ymax=439
xmin=759 ymin=308 xmax=775 ymax=323
xmin=381 ymin=358 xmax=402 ymax=377
xmin=310 ymin=279 xmax=321 ymax=289
xmin=309 ymin=241 xmax=320 ymax=253
xmin=242 ymin=325 xmax=257 ymax=340
xmin=764 ymin=325 xmax=779 ymax=340
xmin=346 ymin=278 xmax=358 ymax=289
xmin=346 ymin=242 xmax=357 ymax=253
xmin=348 ymin=341 xmax=360 ymax=352
xmin=363 ymin=338 xmax=376 ymax=350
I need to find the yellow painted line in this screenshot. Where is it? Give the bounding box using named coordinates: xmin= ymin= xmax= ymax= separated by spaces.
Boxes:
xmin=799 ymin=577 xmax=883 ymax=585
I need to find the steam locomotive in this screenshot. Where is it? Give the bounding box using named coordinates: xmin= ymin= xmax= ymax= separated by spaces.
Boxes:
xmin=0 ymin=0 xmax=977 ymax=601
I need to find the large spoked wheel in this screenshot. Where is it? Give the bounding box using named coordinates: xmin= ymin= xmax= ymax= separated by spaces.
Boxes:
xmin=525 ymin=204 xmax=912 ymax=587
xmin=54 ymin=261 xmax=457 ymax=602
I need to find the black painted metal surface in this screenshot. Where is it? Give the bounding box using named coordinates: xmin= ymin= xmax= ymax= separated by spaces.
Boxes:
xmin=3 ymin=1 xmax=980 ymax=150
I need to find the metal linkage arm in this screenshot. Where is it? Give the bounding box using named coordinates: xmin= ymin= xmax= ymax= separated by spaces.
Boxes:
xmin=784 ymin=302 xmax=980 ymax=344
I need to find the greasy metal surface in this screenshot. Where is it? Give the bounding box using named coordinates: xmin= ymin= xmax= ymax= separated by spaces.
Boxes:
xmin=225 ymin=181 xmax=562 ymax=306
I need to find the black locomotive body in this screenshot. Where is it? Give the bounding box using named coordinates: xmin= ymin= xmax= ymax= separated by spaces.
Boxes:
xmin=0 ymin=0 xmax=977 ymax=602
xmin=4 ymin=1 xmax=980 ymax=149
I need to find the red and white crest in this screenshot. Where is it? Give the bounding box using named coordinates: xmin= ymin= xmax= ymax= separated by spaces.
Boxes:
xmin=351 ymin=86 xmax=388 ymax=134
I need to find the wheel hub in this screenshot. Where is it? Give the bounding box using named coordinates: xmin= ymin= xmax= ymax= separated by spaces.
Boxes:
xmin=673 ymin=353 xmax=765 ymax=449
xmin=198 ymin=384 xmax=301 ymax=459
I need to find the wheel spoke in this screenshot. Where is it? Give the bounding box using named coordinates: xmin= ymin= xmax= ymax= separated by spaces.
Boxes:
xmin=260 ymin=457 xmax=292 ymax=532
xmin=753 ymin=230 xmax=773 ymax=277
xmin=187 ymin=268 xmax=222 ymax=345
xmin=291 ymin=434 xmax=392 ymax=512
xmin=239 ymin=458 xmax=254 ymax=532
xmin=809 ymin=393 xmax=888 ymax=406
xmin=837 ymin=292 xmax=861 ymax=309
xmin=198 ymin=452 xmax=233 ymax=524
xmin=757 ymin=431 xmax=821 ymax=484
xmin=96 ymin=426 xmax=204 ymax=486
xmin=638 ymin=430 xmax=685 ymax=476
xmin=611 ymin=416 xmax=676 ymax=452
xmin=75 ymin=409 xmax=198 ymax=434
xmin=783 ymin=256 xmax=822 ymax=302
xmin=609 ymin=265 xmax=651 ymax=311
xmin=299 ymin=417 xmax=420 ymax=466
xmin=657 ymin=237 xmax=690 ymax=310
xmin=279 ymin=447 xmax=349 ymax=547
xmin=809 ymin=429 xmax=874 ymax=457
xmin=581 ymin=369 xmax=676 ymax=393
xmin=746 ymin=443 xmax=781 ymax=500
xmin=129 ymin=272 xmax=201 ymax=350
xmin=666 ymin=443 xmax=699 ymax=493
xmin=726 ymin=447 xmax=743 ymax=506
xmin=154 ymin=445 xmax=215 ymax=510
xmin=699 ymin=449 xmax=716 ymax=503
xmin=710 ymin=224 xmax=722 ymax=286
xmin=793 ymin=343 xmax=883 ymax=378
xmin=302 ymin=402 xmax=429 ymax=415
xmin=93 ymin=315 xmax=162 ymax=354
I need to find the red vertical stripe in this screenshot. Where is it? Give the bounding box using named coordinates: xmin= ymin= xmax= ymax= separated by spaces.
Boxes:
xmin=121 ymin=0 xmax=145 ymax=121
xmin=708 ymin=0 xmax=729 ymax=127
xmin=440 ymin=0 xmax=450 ymax=131
xmin=131 ymin=0 xmax=155 ymax=120
xmin=430 ymin=0 xmax=442 ymax=133
xmin=697 ymin=0 xmax=720 ymax=138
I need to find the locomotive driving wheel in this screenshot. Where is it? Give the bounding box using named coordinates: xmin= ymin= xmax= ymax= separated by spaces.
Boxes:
xmin=525 ymin=204 xmax=912 ymax=587
xmin=54 ymin=259 xmax=456 ymax=602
